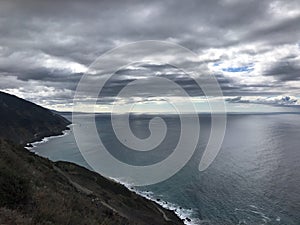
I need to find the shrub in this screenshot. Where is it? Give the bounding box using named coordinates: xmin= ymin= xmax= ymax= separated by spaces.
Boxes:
xmin=0 ymin=166 xmax=30 ymax=209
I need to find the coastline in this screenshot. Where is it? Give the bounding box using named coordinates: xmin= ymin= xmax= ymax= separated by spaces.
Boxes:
xmin=25 ymin=124 xmax=73 ymax=151
xmin=26 ymin=124 xmax=197 ymax=225
xmin=115 ymin=179 xmax=199 ymax=225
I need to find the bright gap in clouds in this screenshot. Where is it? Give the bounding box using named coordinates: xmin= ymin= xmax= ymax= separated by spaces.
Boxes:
xmin=70 ymin=96 xmax=300 ymax=114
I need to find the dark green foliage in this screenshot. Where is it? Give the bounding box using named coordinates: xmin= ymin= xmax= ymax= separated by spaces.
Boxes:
xmin=0 ymin=140 xmax=183 ymax=225
xmin=0 ymin=167 xmax=29 ymax=208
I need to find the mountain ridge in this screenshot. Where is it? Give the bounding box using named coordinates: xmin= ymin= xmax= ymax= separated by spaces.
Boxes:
xmin=0 ymin=91 xmax=70 ymax=145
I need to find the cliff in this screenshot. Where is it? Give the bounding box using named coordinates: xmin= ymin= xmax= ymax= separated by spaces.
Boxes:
xmin=0 ymin=91 xmax=70 ymax=145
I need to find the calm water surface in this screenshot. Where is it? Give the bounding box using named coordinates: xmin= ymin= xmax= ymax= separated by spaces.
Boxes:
xmin=33 ymin=113 xmax=300 ymax=225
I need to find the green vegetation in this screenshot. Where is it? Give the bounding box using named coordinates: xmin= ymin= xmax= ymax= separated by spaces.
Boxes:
xmin=0 ymin=140 xmax=183 ymax=225
xmin=0 ymin=166 xmax=29 ymax=208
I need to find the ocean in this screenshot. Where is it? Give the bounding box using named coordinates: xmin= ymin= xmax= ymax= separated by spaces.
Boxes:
xmin=30 ymin=113 xmax=300 ymax=225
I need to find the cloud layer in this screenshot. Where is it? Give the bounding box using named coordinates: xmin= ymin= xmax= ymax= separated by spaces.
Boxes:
xmin=0 ymin=0 xmax=300 ymax=111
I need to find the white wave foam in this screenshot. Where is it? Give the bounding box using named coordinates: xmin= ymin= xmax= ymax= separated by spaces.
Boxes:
xmin=235 ymin=207 xmax=272 ymax=224
xmin=25 ymin=124 xmax=73 ymax=151
xmin=108 ymin=177 xmax=201 ymax=225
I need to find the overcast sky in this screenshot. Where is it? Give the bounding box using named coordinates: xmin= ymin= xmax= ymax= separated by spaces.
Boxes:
xmin=0 ymin=0 xmax=300 ymax=112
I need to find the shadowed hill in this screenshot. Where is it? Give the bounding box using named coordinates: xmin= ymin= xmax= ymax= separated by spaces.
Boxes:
xmin=0 ymin=140 xmax=183 ymax=225
xmin=0 ymin=91 xmax=70 ymax=145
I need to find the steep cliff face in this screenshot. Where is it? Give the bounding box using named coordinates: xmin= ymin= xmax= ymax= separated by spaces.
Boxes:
xmin=0 ymin=91 xmax=70 ymax=144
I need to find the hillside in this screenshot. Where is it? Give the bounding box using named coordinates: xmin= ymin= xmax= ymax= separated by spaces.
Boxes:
xmin=0 ymin=92 xmax=184 ymax=225
xmin=0 ymin=91 xmax=70 ymax=145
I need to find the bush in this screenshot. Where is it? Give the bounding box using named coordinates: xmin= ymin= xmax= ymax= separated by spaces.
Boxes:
xmin=0 ymin=166 xmax=30 ymax=209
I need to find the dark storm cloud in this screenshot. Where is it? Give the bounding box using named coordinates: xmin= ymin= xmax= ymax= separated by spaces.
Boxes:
xmin=1 ymin=0 xmax=298 ymax=65
xmin=98 ymin=63 xmax=237 ymax=98
xmin=0 ymin=0 xmax=300 ymax=108
xmin=264 ymin=60 xmax=300 ymax=81
xmin=244 ymin=14 xmax=300 ymax=46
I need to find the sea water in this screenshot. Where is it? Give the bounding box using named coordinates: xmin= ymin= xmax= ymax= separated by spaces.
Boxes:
xmin=32 ymin=113 xmax=300 ymax=224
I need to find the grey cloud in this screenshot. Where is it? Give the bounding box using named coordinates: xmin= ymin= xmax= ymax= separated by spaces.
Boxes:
xmin=264 ymin=61 xmax=300 ymax=81
xmin=226 ymin=95 xmax=298 ymax=106
xmin=226 ymin=96 xmax=248 ymax=103
xmin=0 ymin=0 xmax=300 ymax=108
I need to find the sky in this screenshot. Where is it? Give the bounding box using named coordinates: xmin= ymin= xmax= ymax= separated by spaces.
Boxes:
xmin=0 ymin=0 xmax=300 ymax=113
